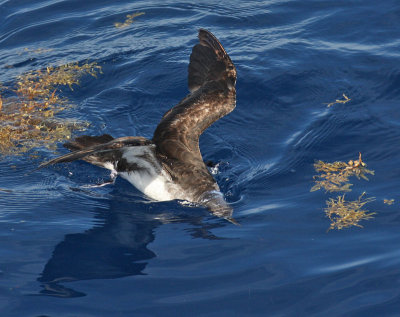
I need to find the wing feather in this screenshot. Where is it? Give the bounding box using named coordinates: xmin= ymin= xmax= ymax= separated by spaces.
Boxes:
xmin=38 ymin=136 xmax=153 ymax=169
xmin=153 ymin=29 xmax=236 ymax=162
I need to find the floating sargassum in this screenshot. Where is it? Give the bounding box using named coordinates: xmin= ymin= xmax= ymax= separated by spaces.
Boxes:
xmin=0 ymin=62 xmax=101 ymax=155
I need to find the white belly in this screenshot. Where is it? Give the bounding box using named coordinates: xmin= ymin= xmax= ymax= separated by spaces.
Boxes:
xmin=108 ymin=145 xmax=186 ymax=201
xmin=120 ymin=170 xmax=182 ymax=201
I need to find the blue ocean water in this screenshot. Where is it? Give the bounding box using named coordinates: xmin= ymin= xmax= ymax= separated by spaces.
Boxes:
xmin=1 ymin=0 xmax=400 ymax=316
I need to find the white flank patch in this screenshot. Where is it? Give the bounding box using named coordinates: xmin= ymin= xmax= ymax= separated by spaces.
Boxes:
xmin=120 ymin=170 xmax=178 ymax=201
xmin=115 ymin=145 xmax=185 ymax=201
xmin=103 ymin=162 xmax=116 ymax=172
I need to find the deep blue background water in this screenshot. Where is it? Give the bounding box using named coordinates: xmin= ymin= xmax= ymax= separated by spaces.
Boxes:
xmin=1 ymin=0 xmax=400 ymax=316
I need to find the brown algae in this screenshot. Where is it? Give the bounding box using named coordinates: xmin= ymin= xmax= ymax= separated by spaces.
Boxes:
xmin=383 ymin=199 xmax=395 ymax=205
xmin=0 ymin=62 xmax=101 ymax=155
xmin=311 ymin=153 xmax=374 ymax=193
xmin=325 ymin=93 xmax=351 ymax=108
xmin=20 ymin=47 xmax=54 ymax=55
xmin=114 ymin=12 xmax=145 ymax=28
xmin=325 ymin=193 xmax=375 ymax=230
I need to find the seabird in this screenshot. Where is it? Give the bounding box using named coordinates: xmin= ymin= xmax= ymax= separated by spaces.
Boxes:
xmin=39 ymin=29 xmax=237 ymax=222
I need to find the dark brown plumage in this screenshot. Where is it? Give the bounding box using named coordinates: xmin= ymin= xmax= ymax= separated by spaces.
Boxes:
xmin=39 ymin=29 xmax=237 ymax=222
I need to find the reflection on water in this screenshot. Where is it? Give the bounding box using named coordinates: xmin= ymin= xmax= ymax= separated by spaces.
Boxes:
xmin=37 ymin=191 xmax=228 ymax=297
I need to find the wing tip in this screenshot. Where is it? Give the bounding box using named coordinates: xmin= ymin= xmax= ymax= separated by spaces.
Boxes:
xmin=197 ymin=28 xmax=228 ymax=58
xmin=188 ymin=28 xmax=236 ymax=92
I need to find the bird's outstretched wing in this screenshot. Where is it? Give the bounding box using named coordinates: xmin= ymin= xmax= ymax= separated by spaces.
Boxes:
xmin=153 ymin=29 xmax=236 ymax=163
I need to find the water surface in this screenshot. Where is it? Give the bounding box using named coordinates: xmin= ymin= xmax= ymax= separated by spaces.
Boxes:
xmin=1 ymin=0 xmax=400 ymax=316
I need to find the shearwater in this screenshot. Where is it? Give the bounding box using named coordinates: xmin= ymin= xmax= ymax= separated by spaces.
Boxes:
xmin=39 ymin=29 xmax=237 ymax=223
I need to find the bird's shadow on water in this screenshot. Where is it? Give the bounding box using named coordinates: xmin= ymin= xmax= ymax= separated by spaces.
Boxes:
xmin=33 ymin=189 xmax=231 ymax=298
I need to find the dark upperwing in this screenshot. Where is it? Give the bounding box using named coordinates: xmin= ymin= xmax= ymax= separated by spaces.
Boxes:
xmin=152 ymin=29 xmax=237 ymax=164
xmin=37 ymin=135 xmax=153 ymax=169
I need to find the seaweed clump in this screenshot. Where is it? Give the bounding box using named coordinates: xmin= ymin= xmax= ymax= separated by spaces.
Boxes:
xmin=383 ymin=199 xmax=394 ymax=205
xmin=325 ymin=193 xmax=375 ymax=230
xmin=311 ymin=153 xmax=374 ymax=193
xmin=325 ymin=93 xmax=351 ymax=108
xmin=0 ymin=62 xmax=101 ymax=155
xmin=114 ymin=12 xmax=145 ymax=28
xmin=21 ymin=47 xmax=54 ymax=55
